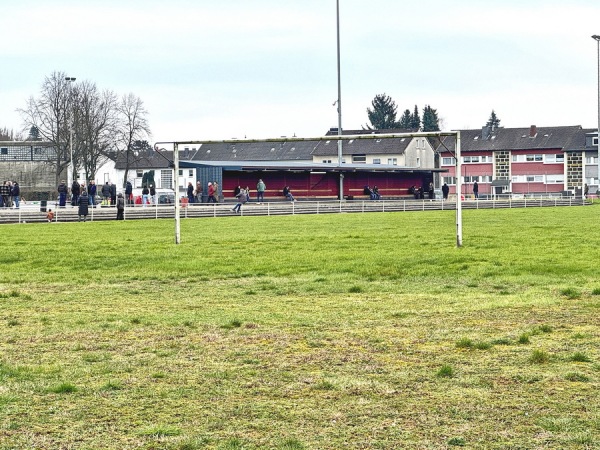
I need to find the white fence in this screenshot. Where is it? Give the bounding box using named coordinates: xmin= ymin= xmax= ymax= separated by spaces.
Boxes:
xmin=0 ymin=196 xmax=592 ymax=224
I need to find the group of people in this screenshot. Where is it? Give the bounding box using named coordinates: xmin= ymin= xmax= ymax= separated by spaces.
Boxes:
xmin=363 ymin=185 xmax=381 ymax=200
xmin=185 ymin=181 xmax=221 ymax=204
xmin=0 ymin=180 xmax=20 ymax=208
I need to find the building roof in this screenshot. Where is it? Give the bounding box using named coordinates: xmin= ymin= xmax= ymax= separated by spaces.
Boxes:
xmin=185 ymin=140 xmax=318 ymax=161
xmin=434 ymin=125 xmax=588 ymax=153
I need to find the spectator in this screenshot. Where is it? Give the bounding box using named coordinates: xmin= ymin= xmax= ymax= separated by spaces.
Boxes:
xmin=11 ymin=181 xmax=20 ymax=208
xmin=101 ymin=182 xmax=111 ymax=205
xmin=442 ymin=183 xmax=449 ymax=200
xmin=78 ymin=190 xmax=89 ymax=222
xmin=283 ymin=186 xmax=295 ymax=202
xmin=428 ymin=182 xmax=434 ymax=200
xmin=207 ymin=182 xmax=216 ymax=203
xmin=256 ymin=179 xmax=266 ymax=204
xmin=71 ymin=180 xmax=80 ymax=206
xmin=88 ymin=180 xmax=97 ymax=207
xmin=473 ymin=181 xmax=479 ymax=199
xmin=142 ymin=184 xmax=149 ymax=207
xmin=187 ymin=182 xmax=195 ymax=204
xmin=125 ymin=180 xmax=133 ymax=205
xmin=149 ymin=185 xmax=156 ymax=205
xmin=1 ymin=181 xmax=11 ymax=207
xmin=373 ymin=186 xmax=380 ymax=200
xmin=195 ymin=181 xmax=202 ymax=203
xmin=57 ymin=180 xmax=68 ymax=207
xmin=234 ymin=185 xmax=241 ymax=198
xmin=110 ymin=182 xmax=117 ymax=206
xmin=46 ymin=209 xmax=54 ymax=222
xmin=116 ymin=193 xmax=125 ymax=220
xmin=213 ymin=182 xmax=220 ymax=203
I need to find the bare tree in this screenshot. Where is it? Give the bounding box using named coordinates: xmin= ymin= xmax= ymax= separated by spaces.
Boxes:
xmin=74 ymin=81 xmax=118 ymax=182
xmin=115 ymin=93 xmax=151 ymax=188
xmin=18 ymin=71 xmax=71 ymax=186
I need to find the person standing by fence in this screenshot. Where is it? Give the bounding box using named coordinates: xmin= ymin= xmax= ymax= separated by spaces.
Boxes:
xmin=256 ymin=179 xmax=266 ymax=204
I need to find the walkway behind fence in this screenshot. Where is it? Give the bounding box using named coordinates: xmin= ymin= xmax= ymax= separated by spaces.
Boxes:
xmin=0 ymin=197 xmax=592 ymax=224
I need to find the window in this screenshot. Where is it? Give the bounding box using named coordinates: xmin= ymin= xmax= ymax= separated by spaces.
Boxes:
xmin=586 ymin=156 xmax=599 ymax=164
xmin=545 ymin=154 xmax=564 ymax=163
xmin=464 ymin=176 xmax=480 ymax=183
xmin=387 ymin=158 xmax=397 ymax=165
xmin=463 ymin=156 xmax=489 ymax=163
xmin=373 ymin=158 xmax=381 ymax=164
xmin=594 ymin=137 xmax=599 ymax=146
xmin=513 ymin=154 xmax=543 ymax=162
xmin=189 ymin=170 xmax=194 ymax=177
xmin=178 ymin=169 xmax=183 ymax=176
xmin=136 ymin=170 xmax=143 ymax=177
xmin=1 ymin=147 xmax=8 ymax=155
xmin=322 ymin=159 xmax=332 ymax=163
xmin=547 ymin=174 xmax=565 ymax=184
xmin=442 ymin=176 xmax=456 ymax=185
xmin=352 ymin=155 xmax=366 ymax=163
xmin=442 ymin=157 xmax=456 ymax=166
xmin=161 ymin=169 xmax=173 ymax=190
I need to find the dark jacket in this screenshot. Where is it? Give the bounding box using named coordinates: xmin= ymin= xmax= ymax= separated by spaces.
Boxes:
xmin=71 ymin=182 xmax=80 ymax=196
xmin=58 ymin=183 xmax=67 ymax=194
xmin=125 ymin=181 xmax=133 ymax=196
xmin=78 ymin=194 xmax=89 ymax=216
xmin=101 ymin=183 xmax=111 ymax=197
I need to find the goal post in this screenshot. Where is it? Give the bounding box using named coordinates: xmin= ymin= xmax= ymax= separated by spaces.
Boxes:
xmin=155 ymin=130 xmax=462 ymax=247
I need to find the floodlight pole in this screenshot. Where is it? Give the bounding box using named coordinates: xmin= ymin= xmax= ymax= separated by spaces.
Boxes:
xmin=593 ymin=35 xmax=600 ymax=195
xmin=174 ymin=143 xmax=181 ymax=244
xmin=336 ymin=0 xmax=344 ymax=200
xmin=456 ymin=131 xmax=463 ymax=247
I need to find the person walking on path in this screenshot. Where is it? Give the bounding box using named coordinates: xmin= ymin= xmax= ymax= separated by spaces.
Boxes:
xmin=231 ymin=187 xmax=248 ymax=213
xmin=11 ymin=181 xmax=20 ymax=208
xmin=473 ymin=181 xmax=479 ymax=199
xmin=256 ymin=179 xmax=266 ymax=204
xmin=187 ymin=182 xmax=195 ymax=204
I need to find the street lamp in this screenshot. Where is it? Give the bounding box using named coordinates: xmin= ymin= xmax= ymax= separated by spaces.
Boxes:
xmin=592 ymin=36 xmax=600 ymax=196
xmin=65 ymin=76 xmax=76 ymax=190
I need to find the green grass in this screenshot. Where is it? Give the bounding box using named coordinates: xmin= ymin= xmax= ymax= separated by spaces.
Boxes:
xmin=0 ymin=207 xmax=599 ymax=448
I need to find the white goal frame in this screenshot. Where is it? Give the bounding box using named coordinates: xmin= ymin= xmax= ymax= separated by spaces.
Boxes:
xmin=155 ymin=131 xmax=463 ymax=247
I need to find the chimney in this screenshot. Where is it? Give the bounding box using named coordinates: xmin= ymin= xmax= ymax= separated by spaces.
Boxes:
xmin=482 ymin=126 xmax=491 ymax=140
xmin=529 ymin=125 xmax=537 ymax=138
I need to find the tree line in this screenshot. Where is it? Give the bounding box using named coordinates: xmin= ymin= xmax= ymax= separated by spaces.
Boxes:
xmin=365 ymin=93 xmax=502 ymax=133
xmin=16 ymin=71 xmax=151 ymax=188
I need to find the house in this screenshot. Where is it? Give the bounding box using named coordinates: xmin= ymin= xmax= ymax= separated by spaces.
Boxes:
xmin=0 ymin=140 xmax=117 ymax=198
xmin=435 ymin=125 xmax=598 ymax=196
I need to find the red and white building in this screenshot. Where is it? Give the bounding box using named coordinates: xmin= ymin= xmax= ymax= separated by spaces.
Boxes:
xmin=436 ymin=125 xmax=598 ymax=197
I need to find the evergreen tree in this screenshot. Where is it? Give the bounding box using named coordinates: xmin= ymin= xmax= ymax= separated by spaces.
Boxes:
xmin=486 ymin=110 xmax=501 ymax=129
xmin=365 ymin=93 xmax=398 ymax=130
xmin=398 ymin=109 xmax=412 ymax=129
xmin=410 ymin=105 xmax=421 ymax=131
xmin=422 ymin=105 xmax=440 ymax=132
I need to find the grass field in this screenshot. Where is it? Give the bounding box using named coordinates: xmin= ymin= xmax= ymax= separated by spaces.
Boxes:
xmin=1 ymin=206 xmax=599 ymax=449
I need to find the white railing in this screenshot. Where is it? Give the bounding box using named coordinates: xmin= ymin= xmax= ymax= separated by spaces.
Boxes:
xmin=0 ymin=196 xmax=592 ymax=224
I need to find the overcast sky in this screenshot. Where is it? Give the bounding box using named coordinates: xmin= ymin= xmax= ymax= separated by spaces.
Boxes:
xmin=2 ymin=0 xmax=600 ymax=143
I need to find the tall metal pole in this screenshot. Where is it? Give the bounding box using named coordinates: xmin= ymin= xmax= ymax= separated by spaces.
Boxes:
xmin=593 ymin=35 xmax=600 ymax=196
xmin=336 ymin=0 xmax=344 ymax=200
xmin=65 ymin=77 xmax=76 ymax=189
xmin=456 ymin=131 xmax=463 ymax=247
xmin=174 ymin=143 xmax=181 ymax=244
